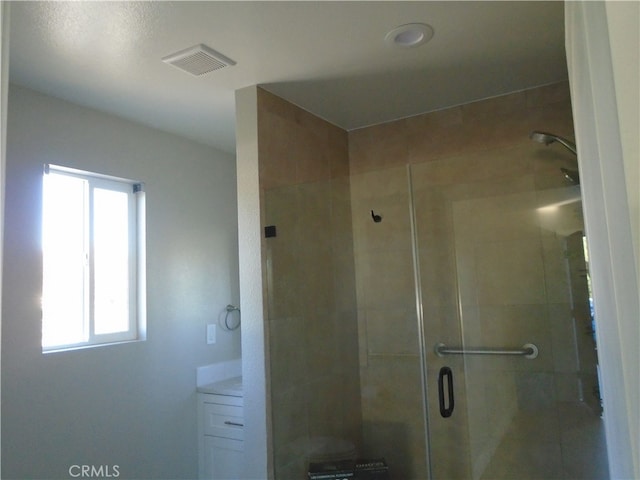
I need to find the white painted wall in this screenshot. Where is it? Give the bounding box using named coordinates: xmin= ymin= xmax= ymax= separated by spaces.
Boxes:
xmin=605 ymin=0 xmax=640 ymax=302
xmin=2 ymin=84 xmax=240 ymax=479
xmin=565 ymin=2 xmax=639 ymax=478
xmin=605 ymin=3 xmax=640 ymax=475
xmin=235 ymin=86 xmax=271 ymax=480
xmin=0 ymin=3 xmax=11 ymax=476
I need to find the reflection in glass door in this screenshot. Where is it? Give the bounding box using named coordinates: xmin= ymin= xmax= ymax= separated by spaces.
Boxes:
xmin=411 ymin=141 xmax=609 ymax=479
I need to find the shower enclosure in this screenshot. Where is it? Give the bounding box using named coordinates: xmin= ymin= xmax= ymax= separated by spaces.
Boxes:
xmin=258 ymin=83 xmax=609 ymax=479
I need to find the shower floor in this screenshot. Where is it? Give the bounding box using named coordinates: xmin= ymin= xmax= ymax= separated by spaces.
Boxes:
xmin=479 ymin=402 xmax=608 ymax=480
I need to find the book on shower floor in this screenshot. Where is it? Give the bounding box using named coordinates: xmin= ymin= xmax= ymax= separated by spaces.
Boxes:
xmin=355 ymin=459 xmax=389 ymax=479
xmin=307 ymin=458 xmax=389 ymax=480
xmin=307 ymin=459 xmax=355 ymax=480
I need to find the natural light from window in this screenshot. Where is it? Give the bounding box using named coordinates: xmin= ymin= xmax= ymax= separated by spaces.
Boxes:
xmin=93 ymin=188 xmax=130 ymax=334
xmin=42 ymin=165 xmax=145 ymax=351
xmin=42 ymin=172 xmax=87 ymax=348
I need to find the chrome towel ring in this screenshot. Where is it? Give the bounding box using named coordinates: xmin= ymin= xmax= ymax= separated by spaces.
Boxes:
xmin=224 ymin=304 xmax=241 ymax=331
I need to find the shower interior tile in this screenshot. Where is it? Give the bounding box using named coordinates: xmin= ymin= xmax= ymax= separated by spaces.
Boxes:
xmin=359 ymin=356 xmax=424 ymax=424
xmin=558 ymin=402 xmax=609 ymax=479
xmin=561 ymin=429 xmax=609 ymax=479
xmin=452 ymin=190 xmax=540 ymax=244
xmin=411 ymin=186 xmax=453 ymax=242
xmin=364 ymin=307 xmax=420 ymax=356
xmin=422 ymin=304 xmax=465 ymax=367
xmin=357 ymin=249 xmax=416 ymax=309
xmin=472 ymin=144 xmax=535 ymax=181
xmin=335 ymin=310 xmax=360 ymax=367
xmin=466 ymin=369 xmax=520 ymax=475
xmin=505 ymin=407 xmax=561 ymax=443
xmin=474 ymin=240 xmax=547 ymax=306
xmin=263 ymin=185 xmax=301 ymax=231
xmin=305 ymin=311 xmax=340 ymax=378
xmin=271 ymin=387 xmax=310 ymax=469
xmin=548 ymin=302 xmax=580 ymax=373
xmin=275 ymin=459 xmax=306 ymax=480
xmin=418 ymin=242 xmax=458 ymax=307
xmin=290 ymin=125 xmax=331 ymax=185
xmin=349 ymin=165 xmax=409 ymax=201
xmin=307 ymin=376 xmax=352 ymax=437
xmin=525 ymin=81 xmax=571 ymax=108
xmin=297 ymin=182 xmax=333 ymax=248
xmin=348 ymin=121 xmax=409 ymax=175
xmin=541 ymin=236 xmax=572 ymax=303
xmin=476 ymin=303 xmax=554 ymax=372
xmin=361 ymin=419 xmax=428 ymax=480
xmin=354 ymin=198 xmax=412 ymax=253
xmin=269 ymin=317 xmax=308 ymax=389
xmin=264 ymin=186 xmax=303 ymax=318
xmin=326 ymin=127 xmax=350 ymax=179
xmin=479 ymin=435 xmax=564 ymax=480
xmin=265 ymin=240 xmax=302 ymax=319
xmin=410 ymin=150 xmax=484 ymax=185
xmin=332 ymin=252 xmax=357 ymax=313
xmin=356 ymin=310 xmax=369 ymax=367
xmin=297 ymin=255 xmax=335 ymax=311
xmin=405 ymin=104 xmax=463 ymax=132
xmin=462 ymin=90 xmax=527 ymax=122
xmin=330 ymin=176 xmax=354 ymax=238
xmin=454 ymin=241 xmax=479 ymax=307
xmin=258 ymin=114 xmax=299 ymax=189
xmin=515 ymin=372 xmax=557 ymax=411
xmin=535 ymin=188 xmax=584 ymax=238
xmin=445 ymin=175 xmax=535 ymax=209
xmin=554 ymin=373 xmax=582 ymax=402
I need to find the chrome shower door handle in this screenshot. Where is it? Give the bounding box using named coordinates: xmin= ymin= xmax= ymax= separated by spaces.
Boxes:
xmin=438 ymin=366 xmax=455 ymax=418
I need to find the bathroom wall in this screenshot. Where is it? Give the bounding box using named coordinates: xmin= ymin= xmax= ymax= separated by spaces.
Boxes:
xmin=257 ymin=89 xmax=361 ymax=479
xmin=349 ymin=81 xmax=607 ymax=479
xmin=252 ymin=81 xmax=608 ymax=479
xmin=2 ymin=85 xmax=241 ymax=479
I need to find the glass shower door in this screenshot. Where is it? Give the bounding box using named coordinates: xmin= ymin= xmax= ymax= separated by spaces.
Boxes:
xmin=410 ymin=144 xmax=609 ymax=480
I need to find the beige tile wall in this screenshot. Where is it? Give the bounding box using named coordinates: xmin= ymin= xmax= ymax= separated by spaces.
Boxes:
xmin=349 ymin=81 xmax=607 ymax=479
xmin=258 ymin=89 xmax=360 ymax=478
xmin=257 ymin=81 xmax=606 ymax=480
xmin=349 ymin=165 xmax=429 ymax=478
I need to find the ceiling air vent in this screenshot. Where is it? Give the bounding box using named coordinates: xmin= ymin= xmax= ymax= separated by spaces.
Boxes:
xmin=162 ymin=44 xmax=236 ymax=76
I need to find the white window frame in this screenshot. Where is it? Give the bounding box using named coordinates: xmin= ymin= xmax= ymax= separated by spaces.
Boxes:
xmin=42 ymin=164 xmax=146 ymax=352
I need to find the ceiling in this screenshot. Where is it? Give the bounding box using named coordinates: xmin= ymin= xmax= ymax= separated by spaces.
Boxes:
xmin=8 ymin=1 xmax=568 ymax=155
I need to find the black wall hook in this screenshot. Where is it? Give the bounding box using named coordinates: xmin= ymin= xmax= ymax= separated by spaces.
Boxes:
xmin=371 ymin=210 xmax=382 ymax=223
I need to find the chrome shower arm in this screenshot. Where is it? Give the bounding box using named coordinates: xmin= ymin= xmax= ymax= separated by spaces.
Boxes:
xmin=530 ymin=131 xmax=577 ymax=155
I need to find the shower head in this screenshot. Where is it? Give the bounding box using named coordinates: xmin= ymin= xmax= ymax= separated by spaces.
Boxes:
xmin=530 ymin=131 xmax=577 ymax=156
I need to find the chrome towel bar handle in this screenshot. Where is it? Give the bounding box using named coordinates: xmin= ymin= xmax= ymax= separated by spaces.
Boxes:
xmin=435 ymin=342 xmax=539 ymax=360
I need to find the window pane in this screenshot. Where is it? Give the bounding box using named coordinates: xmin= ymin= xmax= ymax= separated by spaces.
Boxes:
xmin=42 ymin=165 xmax=143 ymax=351
xmin=42 ymin=173 xmax=87 ymax=348
xmin=93 ymin=187 xmax=130 ymax=334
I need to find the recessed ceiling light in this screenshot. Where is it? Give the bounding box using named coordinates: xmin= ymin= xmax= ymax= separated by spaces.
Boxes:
xmin=385 ymin=23 xmax=434 ymax=48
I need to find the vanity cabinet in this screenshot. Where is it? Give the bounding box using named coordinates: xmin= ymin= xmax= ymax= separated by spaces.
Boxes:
xmin=198 ymin=388 xmax=244 ymax=479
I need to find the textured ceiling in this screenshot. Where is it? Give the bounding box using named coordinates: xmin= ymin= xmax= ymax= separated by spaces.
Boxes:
xmin=8 ymin=1 xmax=567 ymax=154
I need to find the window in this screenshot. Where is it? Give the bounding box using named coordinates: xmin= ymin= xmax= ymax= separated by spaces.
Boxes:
xmin=42 ymin=164 xmax=146 ymax=352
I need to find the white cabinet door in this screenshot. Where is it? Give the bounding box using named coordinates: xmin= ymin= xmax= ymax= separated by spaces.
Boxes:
xmin=203 ymin=435 xmax=244 ymax=480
